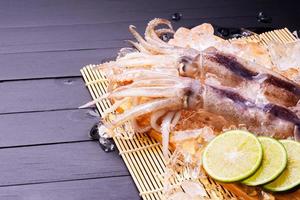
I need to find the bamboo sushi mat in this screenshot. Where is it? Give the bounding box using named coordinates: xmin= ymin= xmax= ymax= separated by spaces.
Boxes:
xmin=80 ymin=28 xmax=297 ymax=200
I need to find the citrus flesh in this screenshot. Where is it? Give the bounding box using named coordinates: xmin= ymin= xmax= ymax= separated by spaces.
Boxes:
xmin=242 ymin=137 xmax=287 ymax=186
xmin=263 ymin=140 xmax=300 ymax=192
xmin=202 ymin=130 xmax=263 ymax=182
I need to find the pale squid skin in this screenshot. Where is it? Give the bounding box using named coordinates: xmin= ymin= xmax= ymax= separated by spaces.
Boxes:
xmin=94 ymin=74 xmax=300 ymax=142
xmin=99 ymin=18 xmax=300 ymax=108
xmin=88 ymin=18 xmax=300 ymax=153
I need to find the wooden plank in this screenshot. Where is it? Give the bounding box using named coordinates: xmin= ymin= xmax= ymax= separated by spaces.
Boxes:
xmin=0 ymin=19 xmax=298 ymax=80
xmin=268 ymin=15 xmax=300 ymax=30
xmin=0 ymin=77 xmax=91 ymax=113
xmin=1 ymin=0 xmax=298 ymax=29
xmin=0 ymin=0 xmax=275 ymax=28
xmin=0 ymin=176 xmax=139 ymax=200
xmin=0 ymin=109 xmax=99 ymax=147
xmin=0 ymin=48 xmax=118 ymax=81
xmin=0 ymin=18 xmax=263 ymax=54
xmin=0 ymin=0 xmax=298 ymax=53
xmin=0 ymin=142 xmax=128 ymax=186
xmin=0 ymin=23 xmax=130 ymax=53
xmin=2 ymin=16 xmax=299 ymax=54
xmin=0 ymin=18 xmax=298 ymax=80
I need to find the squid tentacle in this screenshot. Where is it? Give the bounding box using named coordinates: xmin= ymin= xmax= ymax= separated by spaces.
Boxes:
xmin=145 ymin=18 xmax=175 ymax=48
xmin=110 ymin=71 xmax=179 ymax=82
xmin=129 ymin=25 xmax=179 ymax=55
xmin=102 ymin=97 xmax=131 ymax=118
xmin=161 ymin=111 xmax=176 ymax=158
xmin=151 ymin=110 xmax=168 ymax=132
xmin=155 ymin=28 xmax=174 ymax=38
xmin=126 ymin=40 xmax=151 ymax=54
xmin=170 ymin=111 xmax=181 ymax=129
xmin=130 ymin=97 xmax=152 ymax=133
xmin=106 ymin=86 xmax=187 ymax=99
xmin=109 ymin=97 xmax=182 ymax=128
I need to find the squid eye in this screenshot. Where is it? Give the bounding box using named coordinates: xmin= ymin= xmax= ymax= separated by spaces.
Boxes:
xmin=179 ymin=58 xmax=190 ymax=75
xmin=178 ymin=56 xmax=200 ymax=77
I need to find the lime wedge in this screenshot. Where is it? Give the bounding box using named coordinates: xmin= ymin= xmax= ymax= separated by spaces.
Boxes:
xmin=263 ymin=140 xmax=300 ymax=192
xmin=202 ymin=130 xmax=263 ymax=182
xmin=242 ymin=137 xmax=287 ymax=186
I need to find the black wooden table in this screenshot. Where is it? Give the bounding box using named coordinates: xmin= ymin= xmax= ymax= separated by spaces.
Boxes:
xmin=0 ymin=0 xmax=299 ymax=199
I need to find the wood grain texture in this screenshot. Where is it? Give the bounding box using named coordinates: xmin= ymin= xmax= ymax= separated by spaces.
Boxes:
xmin=0 ymin=48 xmax=118 ymax=80
xmin=0 ymin=0 xmax=299 ymax=199
xmin=0 ymin=0 xmax=275 ymax=28
xmin=0 ymin=0 xmax=298 ymax=28
xmin=0 ymin=19 xmax=230 ymax=53
xmin=0 ymin=176 xmax=139 ymax=200
xmin=0 ymin=109 xmax=99 ymax=147
xmin=0 ymin=142 xmax=128 ymax=186
xmin=1 ymin=15 xmax=299 ymax=54
xmin=0 ymin=77 xmax=91 ymax=113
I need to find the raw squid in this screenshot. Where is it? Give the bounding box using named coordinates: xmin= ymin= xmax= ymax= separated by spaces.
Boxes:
xmin=95 ymin=75 xmax=300 ymax=139
xmin=97 ymin=18 xmax=300 ymax=109
xmin=82 ymin=18 xmax=300 ymax=158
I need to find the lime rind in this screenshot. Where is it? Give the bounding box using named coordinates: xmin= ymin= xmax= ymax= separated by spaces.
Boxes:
xmin=242 ymin=137 xmax=287 ymax=186
xmin=263 ymin=140 xmax=300 ymax=192
xmin=202 ymin=130 xmax=263 ymax=183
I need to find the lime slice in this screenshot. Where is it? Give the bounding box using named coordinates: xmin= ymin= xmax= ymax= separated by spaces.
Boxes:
xmin=242 ymin=137 xmax=287 ymax=186
xmin=202 ymin=130 xmax=263 ymax=182
xmin=263 ymin=140 xmax=300 ymax=192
